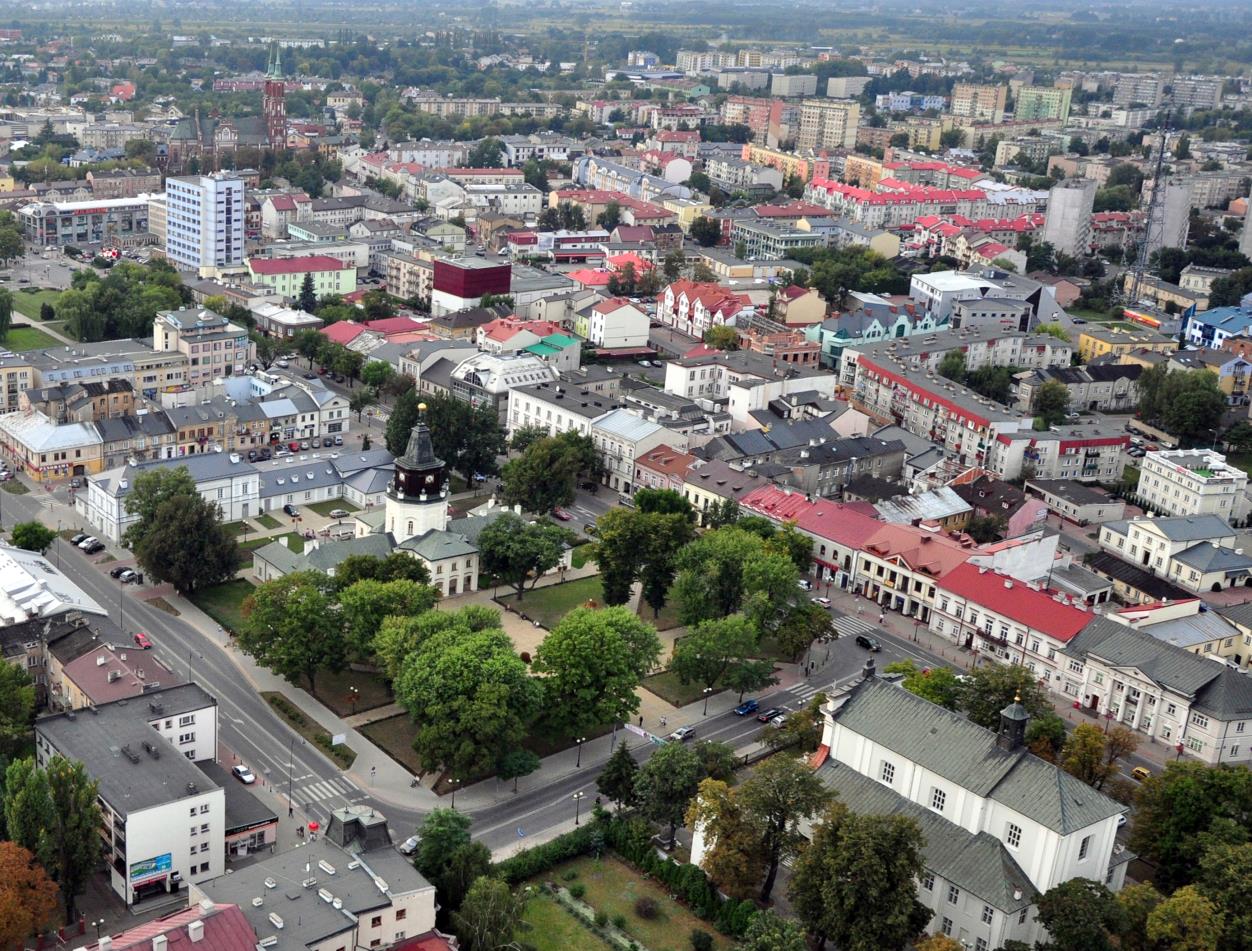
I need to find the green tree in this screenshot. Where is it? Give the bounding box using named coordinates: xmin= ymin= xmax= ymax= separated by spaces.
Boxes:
xmin=1147 ymin=886 xmax=1222 ymax=951
xmin=1061 ymin=723 xmax=1138 ymax=791
xmin=671 ymin=614 xmax=772 ymax=694
xmin=1036 ymin=878 xmax=1126 ymax=951
xmin=385 ymin=388 xmax=422 ymax=456
xmin=334 ymin=551 xmax=431 ymax=587
xmin=532 ymin=607 xmax=661 ymax=739
xmin=939 ymin=349 xmax=966 ymax=380
xmin=688 ymin=216 xmax=722 ymax=248
xmin=238 ymin=572 xmax=344 ymax=695
xmin=507 ymin=425 xmax=548 ymax=454
xmin=597 ymin=201 xmax=622 ymax=231
xmin=394 ymin=620 xmax=541 ymax=778
xmin=663 ymin=249 xmax=686 ymax=281
xmin=1129 ymin=761 xmax=1252 ymax=891
xmin=882 ymin=660 xmax=962 ymax=710
xmin=740 ymin=911 xmax=807 ymax=951
xmin=477 ymin=512 xmax=568 ymax=601
xmin=3 ymin=758 xmax=55 ymax=874
xmin=0 ymin=664 xmax=35 ymax=760
xmin=597 ymin=740 xmax=639 ymax=810
xmin=8 ymin=520 xmax=56 ymax=554
xmin=452 ymin=875 xmax=523 ymax=951
xmin=500 ymin=430 xmax=600 ymax=513
xmin=122 ymin=465 xmax=197 ymax=548
xmin=297 ymin=272 xmax=318 ymax=312
xmin=737 ymin=754 xmax=833 ymax=902
xmin=957 ymin=662 xmax=1051 ymax=729
xmin=496 ymin=749 xmax=539 ymax=794
xmin=414 ymin=808 xmax=473 ymax=882
xmin=672 ymin=526 xmax=798 ymax=629
xmin=1196 ymin=841 xmax=1252 ymax=951
xmin=0 ymin=288 xmax=12 ymax=339
xmin=686 ymin=778 xmax=765 ymax=899
xmin=1036 ymin=379 xmax=1071 ymax=425
xmin=349 ymin=387 xmax=376 ymax=421
xmin=703 ymin=325 xmax=739 ymax=351
xmin=1116 ymin=882 xmax=1164 ymax=951
xmin=422 ymin=392 xmax=508 ymax=483
xmin=789 ymin=802 xmax=932 ymax=951
xmin=466 ymin=137 xmax=506 ymax=168
xmin=134 ymin=494 xmax=241 ymax=594
xmin=761 ymin=692 xmax=827 ymax=754
xmin=1026 ymin=712 xmax=1068 ymax=762
xmin=337 ymin=578 xmax=439 ymax=657
xmin=361 ymin=360 xmax=395 ymax=389
xmin=440 ymin=842 xmax=493 ymax=914
xmin=634 ymin=740 xmax=704 ymax=843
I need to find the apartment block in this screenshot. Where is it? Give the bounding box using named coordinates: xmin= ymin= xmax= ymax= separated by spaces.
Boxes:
xmin=1013 ymin=86 xmax=1072 ymax=123
xmin=796 ymin=98 xmax=861 ymax=151
xmin=1138 ymin=449 xmax=1249 ymax=522
xmin=950 ymin=83 xmax=1009 ymax=123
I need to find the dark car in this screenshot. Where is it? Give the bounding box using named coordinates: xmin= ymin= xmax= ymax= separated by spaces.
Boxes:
xmin=323 ymin=437 xmax=334 ymax=447
xmin=856 ymin=634 xmax=882 ymax=652
xmin=756 ymin=707 xmax=784 ymax=723
xmin=579 ymin=481 xmax=599 ymax=493
xmin=734 ymin=699 xmax=759 ymax=716
xmin=70 ymin=532 xmax=88 ymax=545
xmin=283 ymin=503 xmax=300 ymax=517
xmin=109 ymin=565 xmax=129 ymax=579
xmin=83 ymin=541 xmax=106 ymax=554
xmin=247 ymin=449 xmax=258 ymax=462
xmin=303 ymin=372 xmax=317 ymax=380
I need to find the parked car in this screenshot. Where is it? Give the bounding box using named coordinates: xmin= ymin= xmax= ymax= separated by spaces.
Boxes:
xmin=796 ymin=578 xmax=813 ymax=590
xmin=329 ymin=509 xmax=349 ymax=520
xmin=109 ymin=565 xmax=129 ymax=579
xmin=119 ymin=569 xmax=137 ymax=584
xmin=303 ymin=372 xmax=317 ymax=380
xmin=70 ymin=477 xmax=82 ymax=488
xmin=322 ymin=437 xmax=334 ymax=447
xmin=579 ymin=481 xmax=598 ymax=493
xmin=668 ymin=726 xmax=696 ymax=743
xmin=283 ymin=503 xmax=300 ymax=517
xmin=551 ymin=507 xmax=573 ymax=521
xmin=756 ymin=707 xmax=783 ymax=723
xmin=287 ymin=441 xmax=300 ymax=452
xmin=397 ymin=834 xmax=420 ymax=855
xmin=333 ymin=435 xmax=344 ymax=446
xmin=232 ymin=764 xmax=256 ymax=784
xmin=733 ymin=699 xmax=759 ymax=716
xmin=132 ymin=632 xmax=152 ymax=650
xmin=247 ymin=449 xmax=258 ymax=462
xmin=1131 ymin=766 xmax=1151 ymax=783
xmin=856 ymin=634 xmax=882 ymax=652
xmin=1071 ymin=317 xmax=1086 ymax=325
xmin=276 ymin=359 xmax=289 ymax=368
xmin=76 ymin=536 xmax=99 ymax=549
xmin=810 ymin=596 xmax=831 ymax=608
xmin=769 ymin=713 xmax=788 ymax=728
xmin=83 ymin=541 xmax=105 ymax=554
xmin=299 ymin=441 xmax=311 ymax=450
xmin=70 ymin=532 xmax=88 ymax=545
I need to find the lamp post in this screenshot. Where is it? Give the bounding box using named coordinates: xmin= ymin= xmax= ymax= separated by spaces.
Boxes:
xmin=575 ymin=736 xmax=587 ymax=768
xmin=1104 ymin=708 xmax=1115 ymax=734
xmin=449 ymin=777 xmax=461 ymax=810
xmin=287 ymin=735 xmax=296 ymax=817
xmin=702 ymin=687 xmax=713 ymax=716
xmin=572 ymin=790 xmax=586 ymax=826
xmin=187 ymin=649 xmax=203 ymax=680
xmin=91 ymin=919 xmax=104 ymax=939
xmin=348 ymin=686 xmax=359 ymax=715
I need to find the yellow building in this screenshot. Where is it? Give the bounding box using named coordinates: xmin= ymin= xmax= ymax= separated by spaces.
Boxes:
xmin=843 ymin=154 xmax=885 ymax=188
xmin=741 ymin=143 xmax=824 ymax=183
xmin=0 ymin=172 xmax=15 ymax=193
xmin=1077 ymin=325 xmax=1177 ymax=363
xmin=0 ymin=410 xmax=105 ymax=480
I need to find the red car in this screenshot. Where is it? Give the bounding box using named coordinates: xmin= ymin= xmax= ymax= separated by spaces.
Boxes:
xmin=551 ymin=508 xmax=573 ymax=521
xmin=132 ymin=632 xmax=152 ymax=650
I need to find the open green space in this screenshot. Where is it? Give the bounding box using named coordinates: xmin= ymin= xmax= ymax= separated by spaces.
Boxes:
xmin=263 ymin=691 xmax=356 ymax=769
xmin=314 ymin=666 xmax=393 ymax=717
xmin=534 ymin=856 xmax=734 ymax=951
xmin=2 ymin=480 xmax=29 ymax=495
xmin=360 ymin=714 xmax=420 ymax=773
xmin=241 ymin=532 xmax=304 ymax=554
xmin=11 ymin=288 xmax=61 ymax=319
xmin=2 ymin=326 xmax=61 ymax=351
xmin=188 ymin=578 xmax=255 ymax=634
xmin=638 ymin=590 xmax=682 ymax=632
xmin=254 ymin=512 xmax=282 ymax=529
xmin=517 ymin=891 xmax=612 ymax=951
xmin=222 ymin=520 xmax=255 ymax=536
xmin=496 ymin=575 xmax=604 ymax=630
xmin=305 ymin=498 xmax=360 ymax=517
xmin=570 ymin=543 xmax=595 ymax=570
xmin=641 ymin=669 xmax=724 ymax=708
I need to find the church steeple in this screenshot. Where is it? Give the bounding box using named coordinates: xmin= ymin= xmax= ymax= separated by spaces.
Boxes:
xmin=389 ymin=404 xmax=447 ymax=503
xmin=996 ymin=692 xmax=1030 ymax=752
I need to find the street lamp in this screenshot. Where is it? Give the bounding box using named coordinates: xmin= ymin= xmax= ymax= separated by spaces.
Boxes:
xmin=348 ymin=686 xmax=359 ymax=715
xmin=572 ymin=790 xmax=586 ymax=826
xmin=449 ymin=777 xmax=461 ymax=810
xmin=287 ymin=735 xmax=296 ymax=817
xmin=1104 ymin=708 xmax=1116 ymax=734
xmin=187 ymin=649 xmax=203 ymax=680
xmin=91 ymin=919 xmax=104 ymax=939
xmin=702 ymin=687 xmax=713 ymax=716
xmin=575 ymin=736 xmax=587 ymax=768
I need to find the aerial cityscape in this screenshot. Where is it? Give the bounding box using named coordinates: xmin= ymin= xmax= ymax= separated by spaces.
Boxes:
xmin=0 ymin=2 xmax=1249 ymax=949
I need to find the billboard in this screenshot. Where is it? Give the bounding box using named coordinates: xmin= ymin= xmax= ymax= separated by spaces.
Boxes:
xmin=129 ymin=852 xmax=172 ymax=884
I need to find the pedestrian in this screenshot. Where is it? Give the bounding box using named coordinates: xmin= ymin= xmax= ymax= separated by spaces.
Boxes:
xmin=878 ymin=611 xmax=885 ymax=624
xmin=638 ymin=715 xmax=643 ymax=727
xmin=660 ymin=716 xmax=668 ymax=728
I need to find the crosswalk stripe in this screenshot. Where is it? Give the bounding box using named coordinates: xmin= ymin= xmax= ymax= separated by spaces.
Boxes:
xmin=303 ymin=781 xmax=337 ymax=802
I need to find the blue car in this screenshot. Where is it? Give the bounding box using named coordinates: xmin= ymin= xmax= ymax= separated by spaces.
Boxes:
xmin=734 ymin=699 xmax=759 ymax=716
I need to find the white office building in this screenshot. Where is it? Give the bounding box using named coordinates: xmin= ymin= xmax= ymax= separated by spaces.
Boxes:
xmin=1138 ymin=449 xmax=1250 ymax=522
xmin=165 ymin=174 xmax=245 ymax=276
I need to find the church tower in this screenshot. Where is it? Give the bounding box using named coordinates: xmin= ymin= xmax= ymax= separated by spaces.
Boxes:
xmin=263 ymin=43 xmax=286 ymax=150
xmin=385 ymin=405 xmax=450 ymax=544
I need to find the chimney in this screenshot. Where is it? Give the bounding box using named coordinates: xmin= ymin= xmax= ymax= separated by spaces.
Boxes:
xmin=188 ymin=920 xmax=205 ymax=943
xmin=152 ymin=936 xmax=168 ymax=951
xmin=861 ymin=656 xmax=877 ymax=681
xmin=99 ymin=940 xmax=113 ymax=951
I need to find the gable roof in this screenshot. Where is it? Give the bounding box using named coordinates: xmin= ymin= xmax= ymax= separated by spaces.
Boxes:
xmin=1102 ymin=514 xmax=1235 ymax=543
xmin=1062 ymin=616 xmax=1222 ymax=698
xmin=939 ymin=564 xmax=1092 ymax=642
xmin=832 ymin=678 xmax=1124 ymax=833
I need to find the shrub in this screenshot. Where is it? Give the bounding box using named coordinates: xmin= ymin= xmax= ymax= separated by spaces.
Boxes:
xmin=635 ymin=897 xmax=659 ymax=920
xmin=561 ymin=870 xmax=578 ymax=882
xmin=495 ymin=823 xmax=597 ymax=884
xmin=594 ymin=910 xmax=608 ymax=927
xmin=569 ymin=883 xmax=586 ymax=900
xmin=612 ymin=914 xmax=627 ymax=929
xmin=691 ymin=930 xmax=714 ymax=951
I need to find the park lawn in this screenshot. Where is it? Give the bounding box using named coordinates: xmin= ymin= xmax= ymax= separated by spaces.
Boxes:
xmin=240 ymin=532 xmax=304 ymax=554
xmin=11 ymin=288 xmax=61 ymax=319
xmin=637 ymin=589 xmax=682 ymax=631
xmin=222 ymin=520 xmax=255 ymax=536
xmin=188 ymin=578 xmax=255 ymax=634
xmin=641 ymin=669 xmax=724 ymax=708
xmin=314 ymin=666 xmax=393 ymax=717
xmin=305 ymin=498 xmax=360 ymax=517
xmin=3 ymin=326 xmax=61 ymax=351
xmin=537 ymin=856 xmax=734 ymax=951
xmin=2 ymin=480 xmax=29 ymax=494
xmin=359 ymin=714 xmax=421 ymax=774
xmin=254 ymin=512 xmax=282 ymax=529
xmin=570 ymin=543 xmax=595 ymax=570
xmin=496 ymin=575 xmax=604 ymax=630
xmin=263 ymin=692 xmax=356 ymax=769
xmin=517 ymin=892 xmax=612 ymax=951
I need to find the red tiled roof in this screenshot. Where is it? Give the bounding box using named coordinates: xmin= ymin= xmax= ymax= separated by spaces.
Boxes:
xmin=393 ymin=933 xmax=457 ymax=951
xmin=364 ymin=316 xmax=429 ymax=335
xmin=568 ymin=269 xmax=614 ymax=287
xmin=87 ymin=904 xmax=257 ymax=950
xmin=738 ymin=486 xmax=883 ymax=551
xmin=268 ymin=194 xmax=296 ymax=211
xmin=637 ymin=444 xmax=697 ymax=477
xmin=939 ymin=562 xmax=1092 ymax=641
xmin=321 ymin=321 xmax=365 ymax=344
xmin=249 ymin=255 xmax=349 ymax=275
xmin=860 ymin=523 xmax=973 ymax=578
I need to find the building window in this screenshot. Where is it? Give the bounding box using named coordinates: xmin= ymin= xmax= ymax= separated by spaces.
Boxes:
xmin=921 ymin=872 xmax=934 ymax=891
xmin=976 ymin=939 xmax=988 ymax=951
xmin=982 ymin=905 xmax=994 ymax=925
xmin=1079 ymin=835 xmax=1091 ymax=860
xmin=880 ymin=762 xmax=895 ymax=785
xmin=1006 ymin=823 xmax=1022 ymax=848
xmin=947 ymin=884 xmax=960 ymax=905
xmin=396 ymin=909 xmax=406 ymax=921
xmin=371 ymin=916 xmax=382 ymax=928
xmin=941 ymin=917 xmax=953 ymax=937
xmin=930 ymin=787 xmax=946 ymax=813
xmin=1020 ymin=908 xmax=1030 ymax=925
xmin=1192 ymin=712 xmax=1210 ymax=729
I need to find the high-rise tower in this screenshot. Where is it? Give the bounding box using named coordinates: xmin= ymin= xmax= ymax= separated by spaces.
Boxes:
xmin=263 ymin=43 xmax=286 ymax=150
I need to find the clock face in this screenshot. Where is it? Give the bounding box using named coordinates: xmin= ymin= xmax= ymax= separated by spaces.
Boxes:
xmin=425 ymin=474 xmax=435 ymax=484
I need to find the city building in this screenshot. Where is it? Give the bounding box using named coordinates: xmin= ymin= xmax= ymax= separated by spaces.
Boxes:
xmin=1098 ymin=514 xmax=1252 ymax=593
xmin=18 ymin=194 xmax=154 ymax=246
xmin=1040 ymin=179 xmax=1095 ymax=257
xmin=1025 ymin=479 xmax=1126 ymax=526
xmin=795 ymin=98 xmax=861 ymax=151
xmin=950 ymin=83 xmax=1009 ymax=123
xmin=165 ymin=174 xmax=245 ymax=275
xmin=1012 ymin=365 xmax=1142 ymax=414
xmin=1013 ymin=85 xmax=1072 ymax=122
xmin=154 ymin=307 xmax=254 ymax=387
xmin=1076 ymin=325 xmax=1176 ymax=362
xmin=1137 ymin=449 xmax=1249 ymax=522
xmin=246 ymin=255 xmax=355 ymax=301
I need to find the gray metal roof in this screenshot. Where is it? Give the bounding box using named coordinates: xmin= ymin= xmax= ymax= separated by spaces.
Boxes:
xmin=831 ymin=679 xmax=1124 ymax=833
xmin=1102 ymin=514 xmax=1236 ymax=543
xmin=1191 ymin=668 xmax=1252 ymax=720
xmin=1172 ymin=542 xmax=1252 ymax=574
xmin=810 ymin=761 xmax=1037 ymax=912
xmin=398 ymin=528 xmax=478 ymax=561
xmin=1137 ymin=612 xmax=1241 ymax=650
xmin=1062 ymin=617 xmax=1222 ymax=699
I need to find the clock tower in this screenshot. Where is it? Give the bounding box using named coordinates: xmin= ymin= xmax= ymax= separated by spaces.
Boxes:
xmin=385 ymin=405 xmax=450 ymax=544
